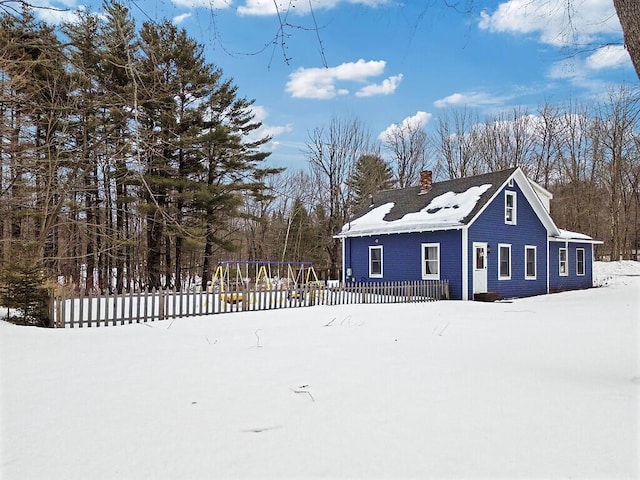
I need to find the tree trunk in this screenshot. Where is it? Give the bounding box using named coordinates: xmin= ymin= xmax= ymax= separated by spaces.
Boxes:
xmin=613 ymin=0 xmax=640 ymax=80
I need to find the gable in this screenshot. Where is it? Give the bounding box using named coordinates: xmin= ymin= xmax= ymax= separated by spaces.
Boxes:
xmin=465 ymin=168 xmax=560 ymax=236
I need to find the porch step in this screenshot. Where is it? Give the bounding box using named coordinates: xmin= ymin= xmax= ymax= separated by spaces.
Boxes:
xmin=474 ymin=292 xmax=499 ymax=302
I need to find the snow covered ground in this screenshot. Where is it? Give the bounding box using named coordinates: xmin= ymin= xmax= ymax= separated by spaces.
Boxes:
xmin=1 ymin=262 xmax=638 ymax=479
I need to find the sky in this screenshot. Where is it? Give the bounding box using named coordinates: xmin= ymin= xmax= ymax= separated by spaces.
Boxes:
xmin=23 ymin=0 xmax=639 ymax=172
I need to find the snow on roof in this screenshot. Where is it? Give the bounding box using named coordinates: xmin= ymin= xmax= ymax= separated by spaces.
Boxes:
xmin=341 ymin=184 xmax=493 ymax=236
xmin=556 ymin=229 xmax=593 ymax=240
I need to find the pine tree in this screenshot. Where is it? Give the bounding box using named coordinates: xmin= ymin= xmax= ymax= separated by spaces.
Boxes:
xmin=348 ymin=153 xmax=394 ymax=212
xmin=0 ymin=241 xmax=50 ymax=327
xmin=198 ymin=79 xmax=276 ymax=290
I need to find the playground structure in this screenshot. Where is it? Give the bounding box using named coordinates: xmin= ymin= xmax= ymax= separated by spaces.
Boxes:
xmin=208 ymin=261 xmax=322 ymax=305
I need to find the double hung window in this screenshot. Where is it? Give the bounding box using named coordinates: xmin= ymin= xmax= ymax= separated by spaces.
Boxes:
xmin=576 ymin=248 xmax=585 ymax=276
xmin=498 ymin=244 xmax=511 ymax=280
xmin=525 ymin=246 xmax=536 ymax=280
xmin=559 ymin=248 xmax=568 ymax=276
xmin=421 ymin=243 xmax=440 ymax=280
xmin=505 ymin=191 xmax=517 ymax=225
xmin=369 ymin=246 xmax=383 ymax=278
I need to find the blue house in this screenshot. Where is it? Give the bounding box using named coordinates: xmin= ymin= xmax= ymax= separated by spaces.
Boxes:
xmin=337 ymin=167 xmax=601 ymax=300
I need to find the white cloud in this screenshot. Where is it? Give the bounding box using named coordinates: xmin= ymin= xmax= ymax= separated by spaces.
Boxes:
xmin=250 ymin=105 xmax=268 ymax=122
xmin=434 ymin=91 xmax=508 ymax=108
xmin=586 ymin=45 xmax=631 ymax=70
xmin=237 ymin=0 xmax=389 ymax=16
xmin=547 ymin=59 xmax=583 ymax=80
xmin=478 ymin=0 xmax=622 ymax=47
xmin=173 ymin=13 xmax=192 ymax=24
xmin=286 ymin=59 xmax=394 ymax=99
xmin=172 ymin=0 xmax=232 ymax=8
xmin=260 ymin=124 xmax=294 ymax=138
xmin=548 ymin=45 xmax=631 ymax=85
xmin=378 ymin=111 xmax=431 ymax=141
xmin=247 ymin=105 xmax=293 ymax=144
xmin=356 ymin=74 xmax=403 ymax=97
xmin=26 ymin=0 xmax=83 ymax=24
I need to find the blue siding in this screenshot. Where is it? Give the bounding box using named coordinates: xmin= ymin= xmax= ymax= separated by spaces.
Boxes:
xmin=344 ymin=229 xmax=464 ymax=299
xmin=468 ymin=181 xmax=548 ymax=299
xmin=549 ymin=241 xmax=593 ymax=291
xmin=343 ymin=175 xmax=596 ymax=300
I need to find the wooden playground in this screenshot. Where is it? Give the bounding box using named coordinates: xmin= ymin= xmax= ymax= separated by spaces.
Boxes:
xmin=208 ymin=261 xmax=323 ymax=306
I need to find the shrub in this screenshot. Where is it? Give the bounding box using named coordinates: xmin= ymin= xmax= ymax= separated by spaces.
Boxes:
xmin=0 ymin=242 xmax=51 ymax=327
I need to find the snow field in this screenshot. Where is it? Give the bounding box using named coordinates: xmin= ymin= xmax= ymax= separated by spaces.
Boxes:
xmin=1 ymin=264 xmax=638 ymax=479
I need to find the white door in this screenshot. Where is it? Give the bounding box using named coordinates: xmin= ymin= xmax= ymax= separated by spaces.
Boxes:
xmin=473 ymin=242 xmax=488 ymax=294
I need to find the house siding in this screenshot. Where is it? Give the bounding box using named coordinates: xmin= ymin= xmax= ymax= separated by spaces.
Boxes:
xmin=344 ymin=229 xmax=464 ymax=299
xmin=468 ymin=181 xmax=548 ymax=299
xmin=340 ymin=168 xmax=598 ymax=301
xmin=549 ymin=241 xmax=593 ymax=291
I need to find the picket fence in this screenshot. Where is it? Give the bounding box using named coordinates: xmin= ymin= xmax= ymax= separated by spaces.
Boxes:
xmin=52 ymin=280 xmax=449 ymax=328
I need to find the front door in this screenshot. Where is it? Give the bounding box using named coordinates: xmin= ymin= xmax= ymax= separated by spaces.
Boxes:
xmin=473 ymin=242 xmax=488 ymax=294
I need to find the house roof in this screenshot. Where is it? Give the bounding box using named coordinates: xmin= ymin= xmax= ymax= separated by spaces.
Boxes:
xmin=338 ymin=168 xmax=519 ymax=237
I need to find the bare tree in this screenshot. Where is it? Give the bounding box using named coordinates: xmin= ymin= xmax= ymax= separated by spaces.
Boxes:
xmin=530 ymin=102 xmax=562 ymax=188
xmin=305 ymin=116 xmax=372 ymax=278
xmin=432 ymin=108 xmax=481 ymax=179
xmin=381 ymin=117 xmax=430 ymax=187
xmin=475 ymin=108 xmax=537 ymax=174
xmin=595 ymin=86 xmax=640 ymax=260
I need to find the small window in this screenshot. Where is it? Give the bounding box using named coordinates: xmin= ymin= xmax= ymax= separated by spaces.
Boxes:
xmin=369 ymin=245 xmax=383 ymax=278
xmin=525 ymin=246 xmax=536 ymax=280
xmin=421 ymin=243 xmax=440 ymax=280
xmin=475 ymin=246 xmax=485 ymax=270
xmin=559 ymin=247 xmax=568 ymax=276
xmin=498 ymin=244 xmax=511 ymax=280
xmin=505 ymin=191 xmax=517 ymax=225
xmin=576 ymin=248 xmax=585 ymax=276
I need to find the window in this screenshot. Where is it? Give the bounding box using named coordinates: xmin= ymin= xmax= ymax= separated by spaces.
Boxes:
xmin=421 ymin=243 xmax=440 ymax=280
xmin=475 ymin=245 xmax=485 ymax=270
xmin=576 ymin=248 xmax=585 ymax=276
xmin=369 ymin=245 xmax=383 ymax=278
xmin=505 ymin=191 xmax=517 ymax=225
xmin=559 ymin=247 xmax=568 ymax=276
xmin=498 ymin=244 xmax=511 ymax=280
xmin=525 ymin=246 xmax=536 ymax=280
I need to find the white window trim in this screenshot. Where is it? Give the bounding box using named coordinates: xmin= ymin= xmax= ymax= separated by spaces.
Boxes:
xmin=576 ymin=248 xmax=585 ymax=276
xmin=525 ymin=245 xmax=537 ymax=280
xmin=421 ymin=243 xmax=440 ymax=280
xmin=498 ymin=243 xmax=511 ymax=280
xmin=505 ymin=190 xmax=517 ymax=225
xmin=505 ymin=191 xmax=517 ymax=225
xmin=559 ymin=247 xmax=568 ymax=277
xmin=369 ymin=245 xmax=383 ymax=278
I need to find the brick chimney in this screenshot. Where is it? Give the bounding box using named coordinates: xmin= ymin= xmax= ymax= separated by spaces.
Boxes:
xmin=420 ymin=170 xmax=433 ymax=193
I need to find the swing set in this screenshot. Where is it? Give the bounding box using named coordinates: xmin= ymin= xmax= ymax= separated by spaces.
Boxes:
xmin=208 ymin=260 xmax=321 ymax=304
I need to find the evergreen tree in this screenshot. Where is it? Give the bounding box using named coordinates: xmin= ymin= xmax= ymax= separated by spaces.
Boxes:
xmin=62 ymin=9 xmax=103 ymax=291
xmin=137 ymin=20 xmax=215 ymax=290
xmin=96 ymin=1 xmax=138 ymax=292
xmin=0 ymin=241 xmax=50 ymax=327
xmin=198 ymin=78 xmax=277 ymax=290
xmin=348 ymin=153 xmax=394 ymax=212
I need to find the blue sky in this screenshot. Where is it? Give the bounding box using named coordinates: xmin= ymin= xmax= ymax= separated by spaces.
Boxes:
xmin=31 ymin=0 xmax=637 ymax=172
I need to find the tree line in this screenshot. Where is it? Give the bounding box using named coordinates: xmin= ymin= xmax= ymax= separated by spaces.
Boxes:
xmin=1 ymin=4 xmax=639 ymax=325
xmin=0 ymin=3 xmax=278 ymax=302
